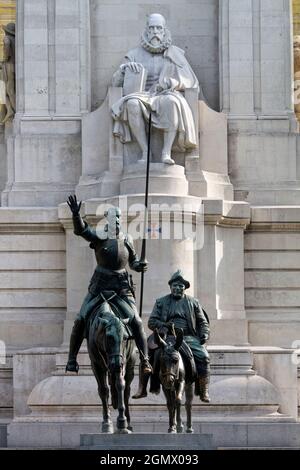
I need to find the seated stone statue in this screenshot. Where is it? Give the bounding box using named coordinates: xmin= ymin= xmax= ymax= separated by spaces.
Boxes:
xmin=133 ymin=270 xmax=211 ymax=402
xmin=111 ymin=13 xmax=199 ymax=165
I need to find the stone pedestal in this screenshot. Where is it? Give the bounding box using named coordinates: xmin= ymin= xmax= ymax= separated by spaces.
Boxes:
xmin=80 ymin=433 xmax=215 ymax=450
xmin=7 ymin=346 xmax=287 ymax=448
xmin=120 ymin=163 xmax=188 ymax=196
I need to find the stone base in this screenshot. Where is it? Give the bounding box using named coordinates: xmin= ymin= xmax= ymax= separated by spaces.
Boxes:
xmin=120 ymin=163 xmax=189 ymax=196
xmin=7 ymin=420 xmax=300 ymax=449
xmin=186 ymin=160 xmax=234 ymax=200
xmin=76 ymin=173 xmax=121 ymax=202
xmin=0 ymin=420 xmax=8 ymax=447
xmin=80 ymin=433 xmax=215 ymax=450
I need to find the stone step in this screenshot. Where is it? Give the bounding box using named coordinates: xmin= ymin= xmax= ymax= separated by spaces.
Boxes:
xmin=80 ymin=433 xmax=215 ymax=450
xmin=0 ymin=424 xmax=7 ymax=447
xmin=7 ymin=420 xmax=300 ymax=449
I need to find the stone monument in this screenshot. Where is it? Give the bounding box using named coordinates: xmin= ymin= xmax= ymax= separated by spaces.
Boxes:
xmin=111 ymin=13 xmax=199 ymax=166
xmin=0 ymin=0 xmax=300 ymax=450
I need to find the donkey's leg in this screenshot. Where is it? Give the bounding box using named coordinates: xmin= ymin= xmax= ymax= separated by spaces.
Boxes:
xmin=91 ymin=361 xmax=113 ymax=433
xmin=175 ymin=381 xmax=185 ymax=434
xmin=164 ymin=389 xmax=176 ymax=433
xmin=185 ymin=383 xmax=194 ymax=434
xmin=124 ymin=362 xmax=135 ymax=432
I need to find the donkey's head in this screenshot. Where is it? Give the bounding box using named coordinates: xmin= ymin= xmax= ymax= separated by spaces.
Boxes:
xmin=154 ymin=328 xmax=184 ymax=390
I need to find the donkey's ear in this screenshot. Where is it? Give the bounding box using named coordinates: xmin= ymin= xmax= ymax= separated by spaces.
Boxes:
xmin=174 ymin=328 xmax=184 ymax=350
xmin=154 ymin=329 xmax=167 ymax=349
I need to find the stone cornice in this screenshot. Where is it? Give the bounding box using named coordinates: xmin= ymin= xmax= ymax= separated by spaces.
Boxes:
xmin=0 ymin=208 xmax=63 ymax=233
xmin=247 ymin=206 xmax=300 ymax=231
xmin=58 ymin=198 xmax=251 ymax=230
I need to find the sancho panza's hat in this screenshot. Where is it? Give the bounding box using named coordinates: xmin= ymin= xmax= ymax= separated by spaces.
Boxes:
xmin=168 ymin=270 xmax=190 ymax=289
xmin=3 ymin=23 xmax=15 ymax=36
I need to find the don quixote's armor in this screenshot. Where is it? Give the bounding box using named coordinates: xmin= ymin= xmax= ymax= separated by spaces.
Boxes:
xmin=65 ymin=196 xmax=152 ymax=387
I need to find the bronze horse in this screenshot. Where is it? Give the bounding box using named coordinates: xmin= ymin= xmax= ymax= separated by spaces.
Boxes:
xmin=154 ymin=328 xmax=195 ymax=434
xmin=86 ymin=294 xmax=136 ymax=434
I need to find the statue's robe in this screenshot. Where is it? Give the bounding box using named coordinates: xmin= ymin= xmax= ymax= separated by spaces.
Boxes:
xmin=111 ymin=45 xmax=199 ymax=152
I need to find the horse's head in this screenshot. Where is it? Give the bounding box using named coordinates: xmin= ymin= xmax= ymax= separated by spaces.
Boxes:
xmin=97 ymin=310 xmax=129 ymax=374
xmin=154 ymin=328 xmax=184 ymax=390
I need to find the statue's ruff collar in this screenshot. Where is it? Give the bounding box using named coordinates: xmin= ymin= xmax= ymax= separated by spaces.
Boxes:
xmin=140 ymin=30 xmax=172 ymax=54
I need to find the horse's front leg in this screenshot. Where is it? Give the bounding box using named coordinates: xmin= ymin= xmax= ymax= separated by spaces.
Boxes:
xmin=91 ymin=361 xmax=113 ymax=433
xmin=164 ymin=388 xmax=176 ymax=433
xmin=114 ymin=371 xmax=130 ymax=433
xmin=185 ymin=383 xmax=194 ymax=434
xmin=175 ymin=380 xmax=185 ymax=434
xmin=124 ymin=362 xmax=135 ymax=432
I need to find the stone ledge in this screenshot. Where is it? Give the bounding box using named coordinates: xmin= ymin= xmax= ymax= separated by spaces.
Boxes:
xmin=80 ymin=433 xmax=214 ymax=450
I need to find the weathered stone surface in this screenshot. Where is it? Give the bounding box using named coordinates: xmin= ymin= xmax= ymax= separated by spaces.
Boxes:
xmin=80 ymin=433 xmax=215 ymax=450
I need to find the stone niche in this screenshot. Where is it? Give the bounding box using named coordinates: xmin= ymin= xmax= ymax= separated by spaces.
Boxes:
xmin=90 ymin=0 xmax=220 ymax=111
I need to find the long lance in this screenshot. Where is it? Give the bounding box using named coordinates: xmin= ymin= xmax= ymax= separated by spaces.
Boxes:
xmin=139 ymin=112 xmax=152 ymax=318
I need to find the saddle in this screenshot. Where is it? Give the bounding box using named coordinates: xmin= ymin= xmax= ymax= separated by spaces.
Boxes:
xmin=88 ymin=290 xmax=134 ymax=338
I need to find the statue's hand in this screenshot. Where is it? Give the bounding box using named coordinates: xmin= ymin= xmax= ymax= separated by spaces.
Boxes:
xmin=153 ymin=79 xmax=172 ymax=94
xmin=134 ymin=260 xmax=148 ymax=273
xmin=67 ymin=194 xmax=82 ymax=216
xmin=122 ymin=62 xmax=143 ymax=74
xmin=162 ymin=78 xmax=172 ymax=89
xmin=200 ymin=335 xmax=208 ymax=345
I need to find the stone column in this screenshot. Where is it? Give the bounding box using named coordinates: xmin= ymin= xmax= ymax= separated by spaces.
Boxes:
xmin=2 ymin=0 xmax=91 ymax=207
xmin=219 ymin=0 xmax=294 ymax=120
xmin=220 ymin=0 xmax=300 ymax=205
xmin=197 ymin=199 xmax=250 ymax=345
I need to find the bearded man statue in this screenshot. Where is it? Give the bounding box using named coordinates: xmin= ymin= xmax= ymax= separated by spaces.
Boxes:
xmin=111 ymin=13 xmax=200 ymax=165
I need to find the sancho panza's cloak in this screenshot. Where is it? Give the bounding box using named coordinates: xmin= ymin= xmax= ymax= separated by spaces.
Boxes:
xmin=111 ymin=45 xmax=199 ymax=152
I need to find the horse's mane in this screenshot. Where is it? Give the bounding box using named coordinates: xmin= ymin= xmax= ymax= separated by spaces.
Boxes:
xmin=88 ymin=301 xmax=128 ymax=340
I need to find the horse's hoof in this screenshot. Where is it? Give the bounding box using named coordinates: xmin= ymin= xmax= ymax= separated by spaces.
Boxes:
xmin=127 ymin=425 xmax=133 ymax=432
xmin=186 ymin=428 xmax=194 ymax=434
xmin=115 ymin=428 xmax=132 ymax=434
xmin=102 ymin=423 xmax=114 ymax=434
xmin=177 ymin=426 xmax=184 ymax=434
xmin=168 ymin=428 xmax=177 ymax=434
